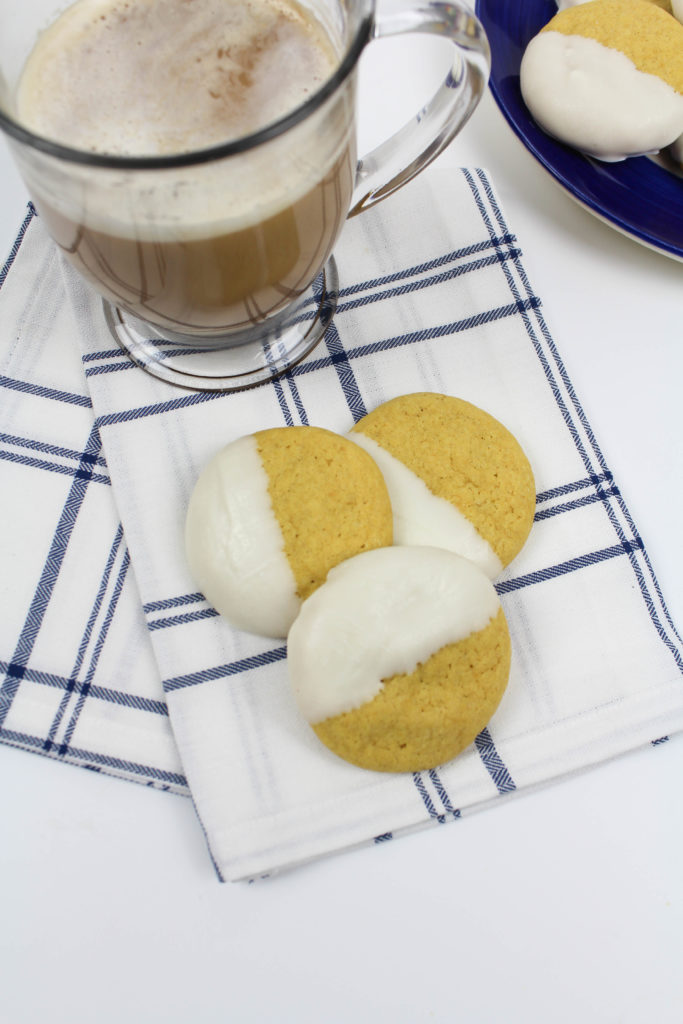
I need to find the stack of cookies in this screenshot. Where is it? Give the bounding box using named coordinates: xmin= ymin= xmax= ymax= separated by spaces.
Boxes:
xmin=185 ymin=393 xmax=536 ymax=773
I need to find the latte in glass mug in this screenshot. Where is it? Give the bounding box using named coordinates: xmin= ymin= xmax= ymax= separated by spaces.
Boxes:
xmin=16 ymin=0 xmax=355 ymax=334
xmin=2 ymin=0 xmax=490 ymax=388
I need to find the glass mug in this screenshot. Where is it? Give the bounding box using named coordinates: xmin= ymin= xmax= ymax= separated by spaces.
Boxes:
xmin=0 ymin=0 xmax=490 ymax=391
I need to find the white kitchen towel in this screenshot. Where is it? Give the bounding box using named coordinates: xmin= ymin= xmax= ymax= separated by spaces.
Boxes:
xmin=0 ymin=206 xmax=187 ymax=795
xmin=2 ymin=168 xmax=682 ymax=880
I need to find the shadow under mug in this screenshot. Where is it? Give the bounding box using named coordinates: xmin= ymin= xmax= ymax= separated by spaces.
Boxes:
xmin=0 ymin=0 xmax=490 ymax=392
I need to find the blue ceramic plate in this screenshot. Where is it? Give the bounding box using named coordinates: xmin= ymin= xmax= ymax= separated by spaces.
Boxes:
xmin=475 ymin=0 xmax=683 ymax=260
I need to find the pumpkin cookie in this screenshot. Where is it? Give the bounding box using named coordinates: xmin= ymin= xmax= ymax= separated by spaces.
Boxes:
xmin=288 ymin=546 xmax=511 ymax=773
xmin=349 ymin=393 xmax=535 ymax=577
xmin=521 ymin=0 xmax=683 ymax=160
xmin=185 ymin=426 xmax=393 ymax=637
xmin=557 ymin=0 xmax=673 ymax=13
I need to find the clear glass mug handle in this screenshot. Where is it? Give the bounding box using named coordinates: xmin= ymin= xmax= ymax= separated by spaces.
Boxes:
xmin=350 ymin=1 xmax=490 ymax=215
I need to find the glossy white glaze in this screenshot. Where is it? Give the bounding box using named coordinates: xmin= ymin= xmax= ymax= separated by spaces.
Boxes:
xmin=350 ymin=431 xmax=503 ymax=577
xmin=185 ymin=434 xmax=299 ymax=638
xmin=521 ymin=31 xmax=683 ymax=160
xmin=287 ymin=546 xmax=500 ymax=724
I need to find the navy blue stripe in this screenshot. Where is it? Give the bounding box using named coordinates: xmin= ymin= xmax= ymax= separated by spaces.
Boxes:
xmin=0 ymin=726 xmax=185 ymax=788
xmin=86 ymin=684 xmax=167 ymax=714
xmin=271 ymin=372 xmax=296 ymax=425
xmin=338 ymin=234 xmax=517 ymax=299
xmin=474 ymin=727 xmax=516 ymax=794
xmin=312 ymin=296 xmax=539 ymax=431
xmin=0 ymin=425 xmax=103 ymax=726
xmin=427 ymin=768 xmax=461 ymax=819
xmin=284 ymin=374 xmax=309 ymax=426
xmin=82 ymin=248 xmax=527 ymax=382
xmin=61 ymin=547 xmax=132 ymax=750
xmin=55 ymin=743 xmax=187 ymax=785
xmin=534 ymin=486 xmax=620 ymax=522
xmin=143 ymin=591 xmax=204 ymax=613
xmin=496 ymin=540 xmax=644 ymax=594
xmin=44 ymin=525 xmax=126 ymax=749
xmin=336 ymin=298 xmax=541 ymax=363
xmin=323 ymin=321 xmax=367 ymax=423
xmin=95 ymin=389 xmax=223 ymax=428
xmin=85 ymin=359 xmax=138 ymax=377
xmin=148 ymin=607 xmax=220 ymax=631
xmin=164 ymin=645 xmax=287 ymax=694
xmin=336 ymin=248 xmax=522 ymax=316
xmin=412 ymin=772 xmax=446 ymax=822
xmin=0 ymin=202 xmax=36 ymax=289
xmin=0 ymin=430 xmax=108 ymax=467
xmin=536 ymin=472 xmax=613 ymax=504
xmin=0 ymin=659 xmax=168 ymax=715
xmin=0 ymin=447 xmax=110 ymax=485
xmin=151 ymin=541 xmax=655 ymax=684
xmin=465 ymin=168 xmax=683 ymax=670
xmin=91 ymin=295 xmax=537 ymax=427
xmin=81 ymin=237 xmax=516 ymax=372
xmin=82 ymin=348 xmax=124 ymax=362
xmin=0 ymin=373 xmax=92 ymax=408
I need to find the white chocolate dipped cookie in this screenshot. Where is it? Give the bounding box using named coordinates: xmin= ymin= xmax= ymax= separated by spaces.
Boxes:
xmin=521 ymin=0 xmax=683 ymax=161
xmin=556 ymin=0 xmax=673 ymax=12
xmin=288 ymin=546 xmax=511 ymax=773
xmin=185 ymin=426 xmax=392 ymax=638
xmin=349 ymin=392 xmax=535 ymax=578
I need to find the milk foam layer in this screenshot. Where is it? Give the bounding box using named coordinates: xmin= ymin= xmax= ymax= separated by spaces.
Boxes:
xmin=521 ymin=31 xmax=683 ymax=160
xmin=15 ymin=0 xmax=354 ymax=238
xmin=18 ymin=0 xmax=338 ymax=155
xmin=350 ymin=432 xmax=503 ymax=578
xmin=288 ymin=547 xmax=501 ymax=724
xmin=185 ymin=435 xmax=300 ymax=638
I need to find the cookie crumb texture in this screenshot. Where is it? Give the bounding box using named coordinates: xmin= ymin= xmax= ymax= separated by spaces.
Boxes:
xmin=544 ymin=0 xmax=683 ymax=92
xmin=313 ymin=608 xmax=511 ymax=773
xmin=256 ymin=426 xmax=393 ymax=601
xmin=351 ymin=393 xmax=535 ymax=569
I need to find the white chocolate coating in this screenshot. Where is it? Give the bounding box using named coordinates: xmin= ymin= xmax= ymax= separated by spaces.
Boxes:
xmin=185 ymin=435 xmax=299 ymax=638
xmin=287 ymin=546 xmax=501 ymax=724
xmin=520 ymin=32 xmax=683 ymax=160
xmin=349 ymin=432 xmax=503 ymax=578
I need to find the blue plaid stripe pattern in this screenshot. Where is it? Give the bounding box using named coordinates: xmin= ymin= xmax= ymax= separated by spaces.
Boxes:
xmin=2 ymin=168 xmax=682 ymax=880
xmin=0 ymin=208 xmax=187 ymax=794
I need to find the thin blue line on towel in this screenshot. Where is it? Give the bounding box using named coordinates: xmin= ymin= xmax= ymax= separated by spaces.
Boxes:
xmin=463 ymin=167 xmax=683 ymax=672
xmin=43 ymin=524 xmax=127 ymax=751
xmin=164 ymin=645 xmax=288 ymax=694
xmin=0 ymin=202 xmax=35 ymax=289
xmin=0 ymin=725 xmax=186 ymax=790
xmin=0 ymin=424 xmax=103 ymax=726
xmin=0 ymin=660 xmax=168 ymax=715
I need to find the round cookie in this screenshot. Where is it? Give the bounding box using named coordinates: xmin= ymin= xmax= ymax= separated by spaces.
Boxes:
xmin=349 ymin=392 xmax=535 ymax=578
xmin=185 ymin=425 xmax=393 ymax=638
xmin=556 ymin=0 xmax=673 ymax=12
xmin=521 ymin=0 xmax=683 ymax=160
xmin=288 ymin=546 xmax=511 ymax=773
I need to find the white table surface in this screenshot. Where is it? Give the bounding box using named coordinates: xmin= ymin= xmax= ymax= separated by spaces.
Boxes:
xmin=1 ymin=14 xmax=682 ymax=1024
